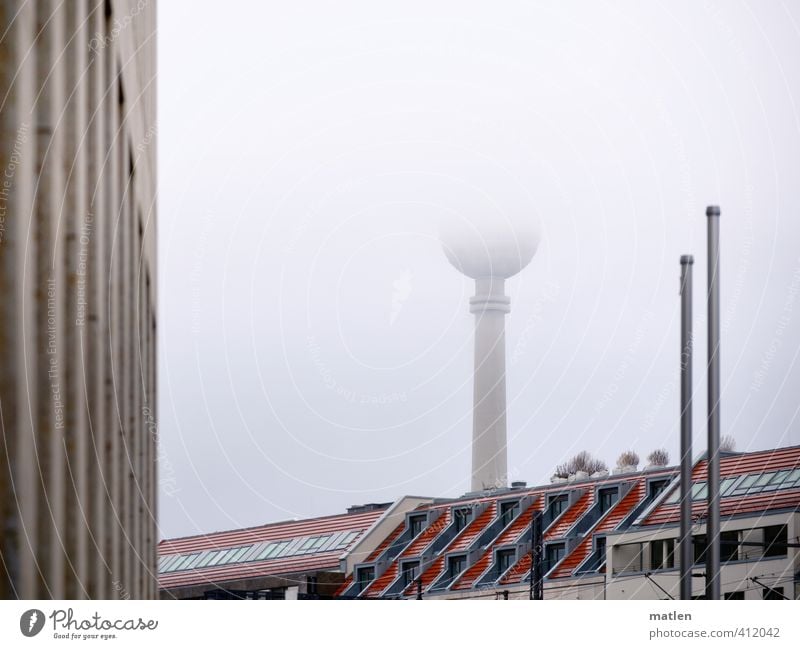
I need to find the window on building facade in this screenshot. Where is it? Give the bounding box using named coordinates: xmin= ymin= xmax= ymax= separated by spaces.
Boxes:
xmin=356 ymin=567 xmax=374 ymax=592
xmin=402 ymin=561 xmax=420 ymax=587
xmin=720 ymin=530 xmax=741 ymax=562
xmin=763 ymin=524 xmax=788 ymax=558
xmin=599 ymin=487 xmax=619 ymax=513
xmin=544 ymin=543 xmax=565 ymax=572
xmin=650 ymin=539 xmax=675 ymax=570
xmin=409 ymin=515 xmax=426 ymax=537
xmin=763 ymin=586 xmax=785 ymax=600
xmin=548 ymin=494 xmax=568 ymax=519
xmin=454 ymin=508 xmax=471 ymax=532
xmin=648 ymin=479 xmax=670 ymax=499
xmin=448 ymin=555 xmax=466 ymax=578
xmin=724 ymin=591 xmax=745 ymax=600
xmin=496 ymin=549 xmax=516 ymax=575
xmin=693 ymin=535 xmax=707 ymax=565
xmin=613 ymin=543 xmax=644 ymax=574
xmin=499 ymin=501 xmax=520 ymax=527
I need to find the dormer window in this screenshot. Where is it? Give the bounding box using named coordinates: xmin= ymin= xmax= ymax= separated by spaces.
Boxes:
xmin=496 ymin=548 xmax=516 ymax=574
xmin=454 ymin=507 xmax=472 ymax=532
xmin=548 ymin=494 xmax=568 ymax=519
xmin=599 ymin=487 xmax=619 ymax=513
xmin=499 ymin=501 xmax=519 ymax=527
xmin=402 ymin=561 xmax=420 ymax=587
xmin=409 ymin=515 xmax=426 ymax=537
xmin=448 ymin=555 xmax=466 ymax=578
xmin=356 ymin=566 xmax=374 ymax=592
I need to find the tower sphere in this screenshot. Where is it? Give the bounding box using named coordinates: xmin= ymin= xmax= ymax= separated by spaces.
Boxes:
xmin=440 ymin=213 xmax=540 ymax=279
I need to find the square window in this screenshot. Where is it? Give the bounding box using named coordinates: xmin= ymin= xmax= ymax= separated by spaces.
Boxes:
xmin=691 ymin=482 xmax=708 ymax=500
xmin=693 ymin=535 xmax=707 ymax=565
xmin=732 ymin=474 xmax=759 ymax=495
xmin=356 ymin=566 xmax=374 ymax=592
xmin=448 ymin=555 xmax=466 ymax=578
xmin=409 ymin=515 xmax=426 ymax=537
xmin=454 ymin=508 xmax=472 ymax=532
xmin=497 ymin=549 xmax=516 ymax=574
xmin=649 ymin=480 xmax=671 ymax=499
xmin=650 ymin=539 xmax=675 ymax=570
xmin=599 ymin=488 xmax=619 ymax=513
xmin=548 ymin=494 xmax=568 ymax=518
xmin=612 ymin=543 xmax=643 ymax=574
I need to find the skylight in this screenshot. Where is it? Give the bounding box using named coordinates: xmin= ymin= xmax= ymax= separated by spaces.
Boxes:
xmin=158 ymin=528 xmax=364 ymax=574
xmin=663 ymin=468 xmax=800 ymax=505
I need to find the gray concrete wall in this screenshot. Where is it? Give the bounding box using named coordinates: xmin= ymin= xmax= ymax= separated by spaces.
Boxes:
xmin=0 ymin=0 xmax=157 ymax=599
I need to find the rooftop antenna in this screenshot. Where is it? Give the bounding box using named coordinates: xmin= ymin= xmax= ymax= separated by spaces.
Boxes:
xmin=441 ymin=212 xmax=540 ymax=491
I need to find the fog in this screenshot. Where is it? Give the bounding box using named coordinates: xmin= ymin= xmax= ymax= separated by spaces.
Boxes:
xmin=158 ymin=1 xmax=800 ymax=538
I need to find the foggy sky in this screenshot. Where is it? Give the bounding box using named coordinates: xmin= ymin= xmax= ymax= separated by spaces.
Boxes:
xmin=158 ymin=1 xmax=800 ymax=539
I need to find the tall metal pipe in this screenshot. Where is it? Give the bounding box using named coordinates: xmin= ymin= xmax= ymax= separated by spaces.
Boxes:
xmin=679 ymin=255 xmax=694 ymax=600
xmin=706 ymin=205 xmax=721 ymax=600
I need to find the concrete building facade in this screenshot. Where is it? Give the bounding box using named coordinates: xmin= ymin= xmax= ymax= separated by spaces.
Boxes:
xmin=0 ymin=0 xmax=157 ymax=599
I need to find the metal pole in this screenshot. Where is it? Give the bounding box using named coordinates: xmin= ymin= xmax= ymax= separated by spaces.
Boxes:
xmin=679 ymin=255 xmax=694 ymax=600
xmin=532 ymin=510 xmax=543 ymax=600
xmin=706 ymin=205 xmax=721 ymax=600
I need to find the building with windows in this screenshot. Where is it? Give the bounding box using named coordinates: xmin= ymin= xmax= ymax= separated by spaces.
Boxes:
xmin=335 ymin=445 xmax=799 ymax=600
xmin=158 ymin=498 xmax=434 ymax=599
xmin=156 ymin=445 xmax=799 ymax=601
xmin=0 ymin=0 xmax=157 ymax=599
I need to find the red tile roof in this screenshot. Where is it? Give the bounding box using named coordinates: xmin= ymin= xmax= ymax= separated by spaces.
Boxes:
xmin=548 ymin=480 xmax=646 ymax=579
xmin=158 ymin=508 xmax=386 ymax=591
xmin=644 ymin=446 xmax=800 ymax=527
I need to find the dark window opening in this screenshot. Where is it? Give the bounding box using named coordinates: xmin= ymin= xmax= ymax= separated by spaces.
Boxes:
xmin=409 ymin=515 xmax=426 ymax=538
xmin=650 ymin=538 xmax=675 ymax=570
xmin=454 ymin=508 xmax=472 ymax=533
xmin=496 ymin=549 xmax=516 ymax=575
xmin=763 ymin=586 xmax=784 ymax=601
xmin=599 ymin=488 xmax=619 ymax=513
xmin=545 ymin=543 xmax=566 ymax=573
xmin=499 ymin=501 xmax=520 ymax=527
xmin=448 ymin=555 xmax=466 ymax=578
xmin=356 ymin=567 xmax=374 ymax=593
xmin=693 ymin=535 xmax=707 ymax=565
xmin=724 ymin=591 xmax=745 ymax=600
xmin=595 ymin=536 xmax=607 ymax=567
xmin=402 ymin=561 xmax=420 ymax=587
xmin=763 ymin=525 xmax=788 ymax=558
xmin=720 ymin=530 xmax=740 ymax=562
xmin=548 ymin=494 xmax=568 ymax=520
xmin=649 ymin=479 xmax=670 ymax=499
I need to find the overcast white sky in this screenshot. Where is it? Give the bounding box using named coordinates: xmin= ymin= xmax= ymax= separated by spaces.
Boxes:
xmin=157 ymin=1 xmax=800 ymax=539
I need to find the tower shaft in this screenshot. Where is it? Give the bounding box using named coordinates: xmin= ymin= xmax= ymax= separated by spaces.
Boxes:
xmin=470 ymin=277 xmax=510 ymax=491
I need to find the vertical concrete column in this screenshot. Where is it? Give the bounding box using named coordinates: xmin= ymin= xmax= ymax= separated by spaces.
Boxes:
xmin=86 ymin=0 xmax=109 ymax=600
xmin=63 ymin=0 xmax=90 ymax=599
xmin=469 ymin=277 xmax=510 ymax=492
xmin=34 ymin=0 xmax=67 ymax=600
xmin=119 ymin=129 xmax=134 ymax=598
xmin=0 ymin=0 xmax=38 ymax=600
xmin=105 ymin=31 xmax=122 ymax=598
